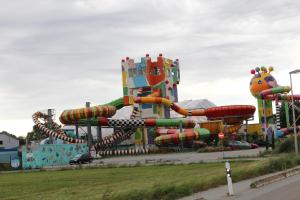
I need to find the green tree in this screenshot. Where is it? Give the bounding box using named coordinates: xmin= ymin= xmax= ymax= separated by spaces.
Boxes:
xmin=26 ymin=125 xmax=48 ymax=142
xmin=17 ymin=136 xmax=26 ymax=145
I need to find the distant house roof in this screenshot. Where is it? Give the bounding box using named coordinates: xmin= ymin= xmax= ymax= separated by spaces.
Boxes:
xmin=0 ymin=131 xmax=18 ymax=140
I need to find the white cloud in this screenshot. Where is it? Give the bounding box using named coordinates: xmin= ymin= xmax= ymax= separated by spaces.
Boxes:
xmin=0 ymin=119 xmax=34 ymax=136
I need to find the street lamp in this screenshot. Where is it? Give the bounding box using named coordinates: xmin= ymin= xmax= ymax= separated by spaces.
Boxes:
xmin=289 ymin=69 xmax=300 ymax=155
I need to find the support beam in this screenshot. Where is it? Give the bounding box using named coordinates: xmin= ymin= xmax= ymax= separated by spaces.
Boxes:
xmin=86 ymin=102 xmax=92 ymax=154
xmin=48 ymin=109 xmax=53 ymax=144
xmin=97 ymin=126 xmax=102 ymax=141
xmin=75 ymin=125 xmax=79 ymax=139
xmin=285 ymin=101 xmax=290 ymax=128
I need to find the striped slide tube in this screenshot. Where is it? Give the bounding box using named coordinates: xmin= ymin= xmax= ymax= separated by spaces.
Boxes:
xmin=108 ymin=119 xmax=145 ymax=127
xmin=32 ymin=112 xmax=85 ymax=144
xmin=134 ymin=96 xmax=205 ymax=116
xmin=224 ymin=124 xmax=241 ymax=134
xmin=155 ymin=130 xmax=200 ymax=146
xmin=134 ymin=97 xmax=256 ymax=121
xmin=94 ymin=128 xmax=134 ymax=151
xmin=91 ymin=118 xmax=195 ymax=128
xmin=59 ymin=105 xmax=116 ymax=124
xmin=98 ymin=148 xmax=157 ymax=157
xmin=264 ymin=95 xmax=300 ymax=101
xmin=259 ymin=86 xmax=291 ymax=99
xmin=154 ymin=128 xmax=210 ymax=146
xmin=275 ymin=103 xmax=281 ymax=130
xmin=155 ymin=128 xmax=179 ymax=136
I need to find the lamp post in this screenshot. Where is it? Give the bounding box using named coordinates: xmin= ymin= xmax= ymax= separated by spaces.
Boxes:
xmin=289 ymin=69 xmax=300 ymax=155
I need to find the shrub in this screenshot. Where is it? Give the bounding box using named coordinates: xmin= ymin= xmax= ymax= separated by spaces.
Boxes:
xmin=273 ymin=135 xmax=300 ymax=154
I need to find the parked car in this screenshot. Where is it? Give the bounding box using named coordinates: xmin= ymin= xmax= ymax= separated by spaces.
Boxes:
xmin=240 ymin=141 xmax=258 ymax=149
xmin=227 ymin=140 xmax=251 ymax=150
xmin=253 ymin=140 xmax=266 ymax=147
xmin=69 ymin=153 xmax=93 ymax=165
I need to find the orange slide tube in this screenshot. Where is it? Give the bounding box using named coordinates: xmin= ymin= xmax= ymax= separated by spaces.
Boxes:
xmin=134 ymin=97 xmax=205 ymax=116
xmin=134 ymin=97 xmax=256 ymax=124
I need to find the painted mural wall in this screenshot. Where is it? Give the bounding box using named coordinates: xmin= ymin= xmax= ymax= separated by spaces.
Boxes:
xmin=22 ymin=144 xmax=88 ymax=169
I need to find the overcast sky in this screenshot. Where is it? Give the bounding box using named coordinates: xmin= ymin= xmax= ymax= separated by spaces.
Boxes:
xmin=1 ymin=0 xmax=300 ymax=137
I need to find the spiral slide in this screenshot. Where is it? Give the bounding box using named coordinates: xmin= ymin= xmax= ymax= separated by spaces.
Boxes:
xmin=259 ymin=86 xmax=300 ymax=101
xmin=75 ymin=118 xmax=195 ymax=128
xmin=134 ymin=97 xmax=256 ymax=123
xmin=134 ymin=96 xmax=255 ymax=145
xmin=33 ymin=93 xmax=255 ymax=153
xmin=155 ymin=128 xmax=210 ymax=146
xmin=32 ymin=96 xmax=202 ymax=155
xmin=257 ymin=86 xmax=300 ymax=136
xmin=33 ymin=98 xmax=133 ymax=154
xmin=33 ymin=98 xmax=123 ymax=145
xmin=156 ymin=124 xmax=241 ymax=137
xmin=153 ymin=124 xmax=240 ymax=146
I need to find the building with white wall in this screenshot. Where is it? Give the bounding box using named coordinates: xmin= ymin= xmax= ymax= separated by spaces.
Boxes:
xmin=0 ymin=131 xmax=19 ymax=150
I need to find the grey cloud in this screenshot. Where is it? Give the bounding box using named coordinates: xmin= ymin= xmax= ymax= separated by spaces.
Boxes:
xmin=1 ymin=0 xmax=300 ymax=123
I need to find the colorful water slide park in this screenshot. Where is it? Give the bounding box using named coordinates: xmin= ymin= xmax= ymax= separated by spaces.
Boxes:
xmin=33 ymin=98 xmax=195 ymax=152
xmin=33 ymin=95 xmax=255 ymax=155
xmin=134 ymin=96 xmax=255 ymax=145
xmin=32 ymin=54 xmax=257 ymax=157
xmin=250 ymin=67 xmax=300 ymax=137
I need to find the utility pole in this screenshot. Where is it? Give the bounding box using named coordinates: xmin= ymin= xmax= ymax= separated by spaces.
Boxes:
xmin=75 ymin=125 xmax=79 ymax=139
xmin=179 ymin=120 xmax=183 ymax=149
xmin=289 ymin=70 xmax=300 ymax=155
xmin=48 ymin=109 xmax=53 ymax=144
xmin=263 ymin=100 xmax=269 ymax=150
xmin=86 ymin=102 xmax=92 ymax=155
xmin=285 ymin=102 xmax=290 ymax=127
xmin=97 ymin=126 xmax=102 ymax=141
xmin=245 ymin=120 xmax=248 ymax=141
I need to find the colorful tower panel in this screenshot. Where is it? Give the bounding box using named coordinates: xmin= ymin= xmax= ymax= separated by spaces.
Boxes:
xmin=121 ymin=54 xmax=180 ymax=119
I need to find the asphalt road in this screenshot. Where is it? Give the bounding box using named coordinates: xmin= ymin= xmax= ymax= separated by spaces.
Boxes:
xmin=249 ymin=174 xmax=300 ymax=200
xmin=180 ymin=167 xmax=300 ymax=200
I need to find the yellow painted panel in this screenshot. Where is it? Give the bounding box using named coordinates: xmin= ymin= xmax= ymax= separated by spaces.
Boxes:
xmin=247 ymin=124 xmax=262 ymax=133
xmin=122 ymin=72 xmax=127 ymax=86
xmin=129 ymin=96 xmax=134 ymax=104
xmin=157 ymin=105 xmax=162 ymax=116
xmin=200 ymin=120 xmax=223 ymax=134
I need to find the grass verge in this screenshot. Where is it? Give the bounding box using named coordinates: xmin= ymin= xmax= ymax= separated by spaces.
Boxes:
xmin=1 ymin=155 xmax=300 ymax=200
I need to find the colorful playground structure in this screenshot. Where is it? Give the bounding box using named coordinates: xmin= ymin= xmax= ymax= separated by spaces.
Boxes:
xmin=32 ymin=54 xmax=256 ymax=156
xmin=249 ymin=67 xmax=300 ymax=138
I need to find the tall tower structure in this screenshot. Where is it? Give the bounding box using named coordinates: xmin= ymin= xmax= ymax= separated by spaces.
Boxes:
xmin=249 ymin=67 xmax=276 ymax=133
xmin=121 ymin=54 xmax=180 ymax=119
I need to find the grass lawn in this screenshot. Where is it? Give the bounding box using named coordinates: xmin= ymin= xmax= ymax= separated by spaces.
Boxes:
xmin=0 ymin=161 xmax=263 ymax=200
xmin=3 ymin=154 xmax=300 ymax=200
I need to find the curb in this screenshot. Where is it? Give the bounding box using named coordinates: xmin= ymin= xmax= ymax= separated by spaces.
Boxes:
xmin=250 ymin=166 xmax=300 ymax=188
